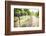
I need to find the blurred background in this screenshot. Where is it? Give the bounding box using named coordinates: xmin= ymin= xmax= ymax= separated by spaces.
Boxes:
xmin=0 ymin=0 xmax=46 ymax=36
xmin=14 ymin=8 xmax=39 ymax=27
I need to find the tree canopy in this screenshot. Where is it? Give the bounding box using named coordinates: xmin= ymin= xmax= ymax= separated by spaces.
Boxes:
xmin=14 ymin=8 xmax=39 ymax=17
xmin=14 ymin=8 xmax=31 ymax=16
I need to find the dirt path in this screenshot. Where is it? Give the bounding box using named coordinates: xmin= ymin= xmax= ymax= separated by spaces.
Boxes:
xmin=14 ymin=16 xmax=39 ymax=27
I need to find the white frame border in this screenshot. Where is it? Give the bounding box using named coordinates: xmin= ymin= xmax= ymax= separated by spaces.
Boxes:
xmin=10 ymin=5 xmax=42 ymax=31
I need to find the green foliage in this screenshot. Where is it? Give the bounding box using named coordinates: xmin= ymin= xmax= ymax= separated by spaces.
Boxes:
xmin=24 ymin=9 xmax=31 ymax=15
xmin=14 ymin=8 xmax=39 ymax=17
xmin=34 ymin=11 xmax=39 ymax=17
xmin=14 ymin=8 xmax=22 ymax=14
xmin=14 ymin=8 xmax=31 ymax=16
xmin=31 ymin=12 xmax=34 ymax=16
